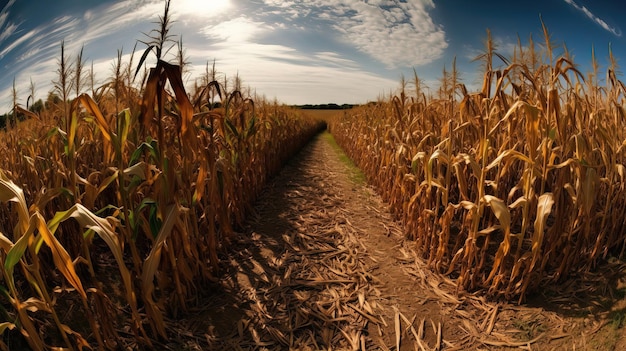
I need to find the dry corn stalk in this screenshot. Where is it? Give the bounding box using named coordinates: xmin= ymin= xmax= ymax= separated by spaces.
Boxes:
xmin=330 ymin=26 xmax=626 ymax=301
xmin=0 ymin=1 xmax=325 ymax=348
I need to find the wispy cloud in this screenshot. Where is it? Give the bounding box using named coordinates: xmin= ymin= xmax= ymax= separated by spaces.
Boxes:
xmin=171 ymin=0 xmax=232 ymax=19
xmin=0 ymin=0 xmax=16 ymax=27
xmin=188 ymin=22 xmax=398 ymax=104
xmin=0 ymin=1 xmax=159 ymax=109
xmin=193 ymin=48 xmax=398 ymax=104
xmin=189 ymin=6 xmax=402 ymax=103
xmin=564 ymin=0 xmax=621 ymax=37
xmin=261 ymin=0 xmax=447 ymax=68
xmin=0 ymin=0 xmax=408 ymax=110
xmin=0 ymin=0 xmax=19 ymax=58
xmin=0 ymin=27 xmax=37 ymax=60
xmin=313 ymin=51 xmax=359 ymax=68
xmin=0 ymin=21 xmax=17 ymax=44
xmin=202 ymin=17 xmax=270 ymax=43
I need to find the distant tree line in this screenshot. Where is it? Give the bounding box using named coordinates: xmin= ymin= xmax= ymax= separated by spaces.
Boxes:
xmin=0 ymin=92 xmax=56 ymax=130
xmin=0 ymin=99 xmax=43 ymax=129
xmin=294 ymin=103 xmax=358 ymax=110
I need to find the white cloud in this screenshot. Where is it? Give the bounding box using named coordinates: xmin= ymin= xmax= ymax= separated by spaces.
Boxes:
xmin=0 ymin=0 xmax=20 ymax=58
xmin=340 ymin=1 xmax=447 ymax=68
xmin=172 ymin=0 xmax=232 ymax=19
xmin=564 ymin=0 xmax=621 ymax=37
xmin=77 ymin=2 xmax=161 ymax=47
xmin=0 ymin=0 xmax=16 ymax=25
xmin=185 ymin=42 xmax=398 ymax=104
xmin=261 ymin=0 xmax=448 ymax=68
xmin=0 ymin=27 xmax=37 ymax=59
xmin=313 ymin=51 xmax=359 ymax=68
xmin=0 ymin=21 xmax=16 ymax=44
xmin=202 ymin=17 xmax=269 ymax=43
xmin=1 ymin=56 xmax=57 ymax=110
xmin=262 ymin=0 xmax=295 ymax=8
xmin=1 ymin=0 xmax=413 ymax=111
xmin=0 ymin=1 xmax=162 ymax=109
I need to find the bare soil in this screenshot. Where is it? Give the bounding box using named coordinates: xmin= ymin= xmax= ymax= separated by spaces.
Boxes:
xmin=164 ymin=129 xmax=626 ymax=350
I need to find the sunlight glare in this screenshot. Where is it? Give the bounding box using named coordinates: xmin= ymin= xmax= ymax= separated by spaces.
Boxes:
xmin=175 ymin=0 xmax=232 ymax=19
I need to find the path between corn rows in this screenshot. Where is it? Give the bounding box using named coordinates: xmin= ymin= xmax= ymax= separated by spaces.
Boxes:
xmin=164 ymin=132 xmax=623 ymax=351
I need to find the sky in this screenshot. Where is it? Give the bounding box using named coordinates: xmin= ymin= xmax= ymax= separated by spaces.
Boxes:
xmin=0 ymin=0 xmax=624 ymax=113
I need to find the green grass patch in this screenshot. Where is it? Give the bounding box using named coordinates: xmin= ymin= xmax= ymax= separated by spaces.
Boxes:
xmin=321 ymin=131 xmax=366 ymax=185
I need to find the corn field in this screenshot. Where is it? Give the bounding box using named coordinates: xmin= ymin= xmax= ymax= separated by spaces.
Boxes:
xmin=0 ymin=2 xmax=324 ymax=349
xmin=4 ymin=0 xmax=626 ymax=347
xmin=330 ymin=27 xmax=626 ymax=302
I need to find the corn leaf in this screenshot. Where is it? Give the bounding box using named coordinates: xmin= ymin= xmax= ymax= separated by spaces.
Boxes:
xmin=35 ymin=212 xmax=86 ymax=299
xmin=0 ymin=172 xmax=30 ymax=237
xmin=141 ymin=203 xmax=181 ymax=338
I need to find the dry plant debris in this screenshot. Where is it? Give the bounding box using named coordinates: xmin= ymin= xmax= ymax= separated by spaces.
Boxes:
xmin=168 ymin=131 xmax=623 ymax=350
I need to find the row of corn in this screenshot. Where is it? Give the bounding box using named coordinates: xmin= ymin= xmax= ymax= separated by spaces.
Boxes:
xmin=0 ymin=9 xmax=324 ymax=350
xmin=330 ymin=29 xmax=626 ymax=302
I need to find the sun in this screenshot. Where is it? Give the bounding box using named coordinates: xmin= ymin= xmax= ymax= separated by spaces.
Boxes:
xmin=174 ymin=0 xmax=232 ymax=19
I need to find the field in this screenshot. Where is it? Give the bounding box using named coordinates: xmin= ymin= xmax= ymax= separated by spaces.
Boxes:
xmin=2 ymin=1 xmax=626 ymax=350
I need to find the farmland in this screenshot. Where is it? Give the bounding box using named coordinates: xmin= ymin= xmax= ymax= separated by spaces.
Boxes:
xmin=1 ymin=1 xmax=626 ymax=350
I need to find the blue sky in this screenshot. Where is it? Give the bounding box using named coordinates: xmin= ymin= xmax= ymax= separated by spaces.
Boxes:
xmin=0 ymin=0 xmax=624 ymax=113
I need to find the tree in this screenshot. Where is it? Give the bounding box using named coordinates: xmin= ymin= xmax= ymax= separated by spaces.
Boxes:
xmin=45 ymin=92 xmax=62 ymax=110
xmin=29 ymin=99 xmax=44 ymax=114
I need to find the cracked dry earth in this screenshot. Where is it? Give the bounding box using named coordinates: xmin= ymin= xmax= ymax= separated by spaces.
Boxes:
xmin=167 ymin=131 xmax=626 ymax=351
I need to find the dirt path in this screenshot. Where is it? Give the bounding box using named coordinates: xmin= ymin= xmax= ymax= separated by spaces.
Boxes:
xmin=165 ymin=131 xmax=625 ymax=350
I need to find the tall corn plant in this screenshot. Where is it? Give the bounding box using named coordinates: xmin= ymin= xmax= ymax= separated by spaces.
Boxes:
xmin=331 ymin=26 xmax=626 ymax=301
xmin=0 ymin=0 xmax=326 ymax=348
xmin=0 ymin=171 xmax=125 ymax=350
